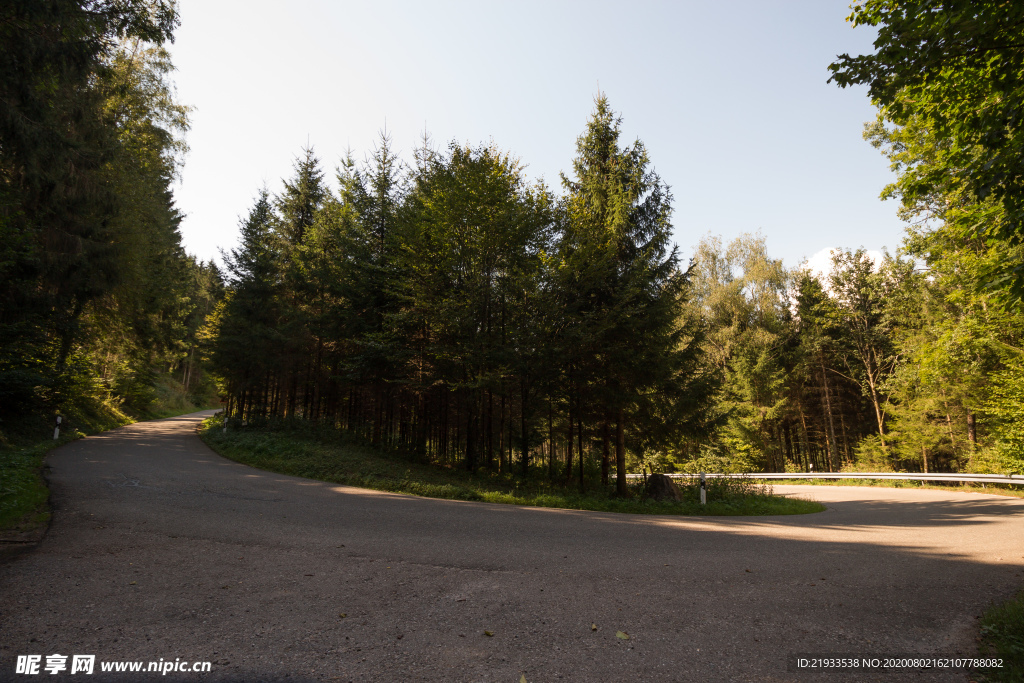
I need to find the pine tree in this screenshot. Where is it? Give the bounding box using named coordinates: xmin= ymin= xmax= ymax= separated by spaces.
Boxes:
xmin=211 ymin=190 xmax=285 ymax=420
xmin=560 ymin=95 xmax=712 ymax=493
xmin=0 ymin=0 xmax=180 ymax=415
xmin=277 ymin=147 xmax=327 ymax=249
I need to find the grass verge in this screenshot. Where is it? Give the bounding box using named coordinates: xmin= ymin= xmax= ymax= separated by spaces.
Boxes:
xmin=1 ymin=373 xmax=218 ymax=536
xmin=747 ymin=477 xmax=1024 ymax=499
xmin=198 ymin=416 xmax=824 ymax=516
xmin=976 ymin=589 xmax=1024 ymax=682
xmin=0 ymin=399 xmax=131 ymax=536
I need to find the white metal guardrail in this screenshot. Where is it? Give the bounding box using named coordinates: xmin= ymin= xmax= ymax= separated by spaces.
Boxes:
xmin=625 ymin=472 xmax=1024 ymax=485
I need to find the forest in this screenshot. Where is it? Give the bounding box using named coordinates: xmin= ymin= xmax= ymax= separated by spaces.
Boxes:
xmin=3 ymin=0 xmax=1023 ymax=487
xmin=0 ymin=0 xmax=220 ymax=436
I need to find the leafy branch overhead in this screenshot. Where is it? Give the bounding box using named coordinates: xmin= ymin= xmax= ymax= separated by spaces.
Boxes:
xmin=830 ymin=0 xmax=1024 ymax=299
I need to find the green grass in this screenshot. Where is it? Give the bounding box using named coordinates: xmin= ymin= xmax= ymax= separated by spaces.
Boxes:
xmin=0 ymin=398 xmax=131 ymax=535
xmin=0 ymin=440 xmax=56 ymax=534
xmin=1 ymin=372 xmax=218 ymax=536
xmin=749 ymin=476 xmax=1024 ymax=499
xmin=125 ymin=372 xmax=221 ymax=421
xmin=977 ymin=590 xmax=1024 ymax=682
xmin=198 ymin=417 xmax=824 ymax=516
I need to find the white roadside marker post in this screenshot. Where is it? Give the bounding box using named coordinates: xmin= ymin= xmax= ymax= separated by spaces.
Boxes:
xmin=53 ymin=415 xmax=62 ymax=441
xmin=700 ymin=472 xmax=706 ymax=506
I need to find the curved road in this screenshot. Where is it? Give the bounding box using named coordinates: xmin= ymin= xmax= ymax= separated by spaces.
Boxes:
xmin=1 ymin=412 xmax=1022 ymax=682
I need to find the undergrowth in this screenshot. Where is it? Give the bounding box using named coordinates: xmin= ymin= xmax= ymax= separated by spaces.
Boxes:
xmin=0 ymin=397 xmax=130 ymax=534
xmin=0 ymin=373 xmax=218 ymax=535
xmin=977 ymin=589 xmax=1024 ymax=682
xmin=753 ymin=477 xmax=1024 ymax=499
xmin=198 ymin=415 xmax=824 ymax=517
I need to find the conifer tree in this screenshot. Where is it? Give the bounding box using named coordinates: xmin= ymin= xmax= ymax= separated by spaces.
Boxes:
xmin=560 ymin=95 xmax=711 ymax=493
xmin=277 ymin=147 xmax=327 ymax=249
xmin=211 ymin=190 xmax=284 ymax=419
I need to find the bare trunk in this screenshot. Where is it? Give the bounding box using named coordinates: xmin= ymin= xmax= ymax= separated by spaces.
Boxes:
xmin=520 ymin=378 xmax=529 ymax=476
xmin=867 ymin=377 xmax=887 ymax=448
xmin=566 ymin=399 xmax=574 ymax=483
xmin=372 ymin=386 xmax=383 ymax=446
xmin=820 ymin=355 xmax=839 ymax=471
xmin=498 ymin=392 xmax=506 ymax=473
xmin=486 ymin=390 xmax=493 ymax=468
xmin=942 ymin=397 xmax=956 ymax=445
xmin=577 ymin=404 xmax=585 ymax=491
xmin=548 ymin=401 xmax=555 ymax=479
xmin=799 ymin=406 xmax=811 ymax=472
xmin=615 ymin=408 xmax=627 ymax=496
xmin=601 ymin=416 xmax=610 ymax=486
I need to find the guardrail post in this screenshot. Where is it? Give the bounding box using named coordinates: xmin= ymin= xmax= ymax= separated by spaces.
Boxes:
xmin=53 ymin=415 xmax=62 ymax=441
xmin=700 ymin=472 xmax=706 ymax=506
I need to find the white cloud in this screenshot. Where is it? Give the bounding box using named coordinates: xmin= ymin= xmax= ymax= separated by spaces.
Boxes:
xmin=800 ymin=247 xmax=885 ymax=280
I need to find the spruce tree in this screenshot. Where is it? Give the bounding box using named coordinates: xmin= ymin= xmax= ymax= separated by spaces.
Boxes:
xmin=212 ymin=190 xmax=285 ymax=420
xmin=277 ymin=147 xmax=327 ymax=249
xmin=560 ymin=95 xmax=712 ymax=493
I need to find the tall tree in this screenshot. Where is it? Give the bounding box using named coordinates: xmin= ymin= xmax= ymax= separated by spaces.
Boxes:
xmin=560 ymin=95 xmax=711 ymax=493
xmin=830 ymin=0 xmax=1024 ymax=300
xmin=209 ymin=190 xmax=284 ymax=420
xmin=0 ymin=0 xmax=181 ymax=414
xmin=277 ymin=147 xmax=327 ymax=249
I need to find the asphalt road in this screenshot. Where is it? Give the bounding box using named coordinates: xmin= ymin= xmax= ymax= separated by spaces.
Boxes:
xmin=1 ymin=411 xmax=1023 ymax=682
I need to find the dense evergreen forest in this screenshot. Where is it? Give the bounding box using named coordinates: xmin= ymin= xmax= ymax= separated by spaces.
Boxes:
xmin=4 ymin=0 xmax=1022 ymax=482
xmin=0 ymin=0 xmax=219 ymax=435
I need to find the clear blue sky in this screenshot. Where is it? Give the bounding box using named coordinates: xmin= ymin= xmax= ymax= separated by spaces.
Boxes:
xmin=168 ymin=0 xmax=898 ymax=270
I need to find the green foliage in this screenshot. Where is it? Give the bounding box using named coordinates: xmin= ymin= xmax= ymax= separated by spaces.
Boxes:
xmin=978 ymin=589 xmax=1024 ymax=681
xmin=0 ymin=394 xmax=131 ymax=534
xmin=0 ymin=2 xmax=217 ymax=433
xmin=202 ymin=97 xmax=719 ymax=492
xmin=199 ymin=416 xmax=822 ymax=516
xmin=557 ymin=95 xmax=715 ymax=490
xmin=831 ymin=0 xmax=1024 ymax=300
xmin=856 ymin=70 xmax=1024 ymax=476
xmin=688 ymin=234 xmax=790 ymax=470
xmin=985 ymin=361 xmax=1024 ymax=474
xmin=0 ymin=1 xmax=184 ymax=412
xmin=0 ymin=442 xmax=53 ymax=534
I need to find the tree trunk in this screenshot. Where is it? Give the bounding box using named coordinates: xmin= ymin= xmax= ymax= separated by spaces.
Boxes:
xmin=465 ymin=391 xmax=477 ymax=471
xmin=577 ymin=404 xmax=585 ymax=491
xmin=615 ymin=408 xmax=627 ymax=496
xmin=799 ymin=406 xmax=811 ymax=472
xmin=942 ymin=396 xmax=956 ymax=445
xmin=548 ymin=401 xmax=555 ymax=479
xmin=601 ymin=416 xmax=610 ymax=486
xmin=520 ymin=378 xmax=529 ymax=476
xmin=819 ymin=355 xmax=839 ymax=471
xmin=867 ymin=374 xmax=887 ymax=448
xmin=566 ymin=399 xmax=574 ymax=483
xmin=372 ymin=386 xmax=383 ymax=446
xmin=498 ymin=392 xmax=506 ymax=473
xmin=486 ymin=389 xmax=494 ymax=468
xmin=783 ymin=422 xmax=794 ymax=467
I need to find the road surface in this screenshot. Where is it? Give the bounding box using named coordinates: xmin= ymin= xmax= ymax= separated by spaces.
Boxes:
xmin=1 ymin=411 xmax=1022 ymax=682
